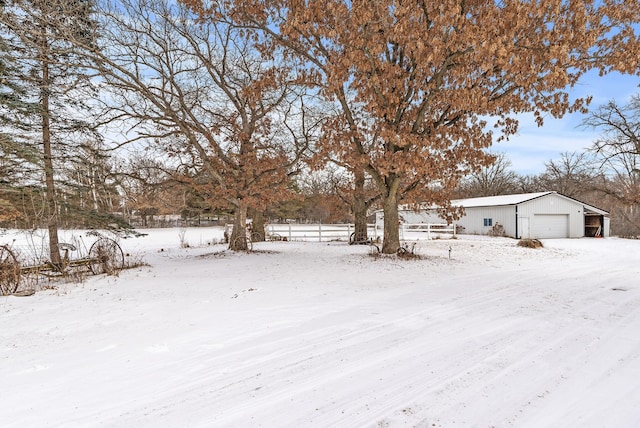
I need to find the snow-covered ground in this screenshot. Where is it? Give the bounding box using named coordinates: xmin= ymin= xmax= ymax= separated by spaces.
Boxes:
xmin=2 ymin=228 xmax=640 ymax=428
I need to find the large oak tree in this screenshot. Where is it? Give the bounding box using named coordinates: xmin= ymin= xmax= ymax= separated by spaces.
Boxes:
xmin=185 ymin=0 xmax=640 ymax=253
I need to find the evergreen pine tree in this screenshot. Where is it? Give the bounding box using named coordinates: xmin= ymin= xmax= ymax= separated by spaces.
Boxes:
xmin=0 ymin=0 xmax=98 ymax=263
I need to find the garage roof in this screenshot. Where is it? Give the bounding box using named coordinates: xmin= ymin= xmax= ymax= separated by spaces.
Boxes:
xmin=451 ymin=192 xmax=552 ymax=208
xmin=451 ymin=191 xmax=609 ymax=215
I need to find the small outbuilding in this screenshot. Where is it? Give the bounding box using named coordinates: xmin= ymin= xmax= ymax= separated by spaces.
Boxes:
xmin=378 ymin=191 xmax=610 ymax=239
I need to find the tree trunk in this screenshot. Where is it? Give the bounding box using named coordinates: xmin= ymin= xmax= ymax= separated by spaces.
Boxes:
xmin=229 ymin=199 xmax=248 ymax=250
xmin=90 ymin=167 xmax=99 ymax=211
xmin=381 ymin=178 xmax=401 ymax=254
xmin=352 ymin=168 xmax=368 ymax=243
xmin=250 ymin=208 xmax=266 ymax=242
xmin=40 ymin=28 xmax=61 ymax=266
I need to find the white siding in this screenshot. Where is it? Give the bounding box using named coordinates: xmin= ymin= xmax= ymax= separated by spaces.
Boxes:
xmin=398 ymin=210 xmax=444 ymax=224
xmin=518 ymin=216 xmax=531 ymax=238
xmin=375 ymin=209 xmax=445 ymax=231
xmin=517 ymin=193 xmax=584 ymax=238
xmin=376 ymin=192 xmax=609 ymax=239
xmin=456 ymin=205 xmax=516 ymax=236
xmin=455 ymin=193 xmax=586 ymax=238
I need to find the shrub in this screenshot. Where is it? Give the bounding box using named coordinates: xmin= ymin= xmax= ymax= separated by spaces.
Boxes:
xmin=488 ymin=222 xmax=506 ymax=237
xmin=518 ymin=238 xmax=543 ymax=249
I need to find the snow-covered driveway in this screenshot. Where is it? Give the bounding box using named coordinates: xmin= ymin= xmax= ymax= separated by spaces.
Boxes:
xmin=2 ymin=230 xmax=639 ymax=427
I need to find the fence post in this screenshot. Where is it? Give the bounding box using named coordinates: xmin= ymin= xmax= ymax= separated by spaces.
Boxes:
xmin=427 ymin=224 xmax=432 ymax=240
xmin=288 ymin=223 xmax=292 ymax=241
xmin=318 ymin=224 xmax=322 ymax=242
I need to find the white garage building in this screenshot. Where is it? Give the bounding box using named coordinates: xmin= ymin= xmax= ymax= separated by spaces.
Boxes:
xmin=381 ymin=191 xmax=610 ymax=239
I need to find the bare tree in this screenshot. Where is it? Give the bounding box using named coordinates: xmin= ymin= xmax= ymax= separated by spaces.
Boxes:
xmin=80 ymin=0 xmax=309 ymax=250
xmin=296 ymin=169 xmax=354 ymax=224
xmin=116 ymin=156 xmax=176 ymax=227
xmin=537 ymin=152 xmax=598 ymax=199
xmin=457 ymin=153 xmax=520 ymax=197
xmin=583 ymin=96 xmax=640 ymax=236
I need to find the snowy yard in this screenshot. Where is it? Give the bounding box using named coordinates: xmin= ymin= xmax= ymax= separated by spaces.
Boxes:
xmin=2 ymin=228 xmax=640 ymax=427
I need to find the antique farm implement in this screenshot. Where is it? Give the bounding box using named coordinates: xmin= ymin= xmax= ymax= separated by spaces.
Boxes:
xmin=0 ymin=232 xmax=124 ymax=296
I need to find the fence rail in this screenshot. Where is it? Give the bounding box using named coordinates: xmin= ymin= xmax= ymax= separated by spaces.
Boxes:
xmin=226 ymin=222 xmax=455 ymax=242
xmin=264 ymin=224 xmax=377 ymax=242
xmin=400 ymin=223 xmax=456 ymax=240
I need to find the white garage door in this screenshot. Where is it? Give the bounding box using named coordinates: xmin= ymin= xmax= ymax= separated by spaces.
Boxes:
xmin=532 ymin=214 xmax=569 ymax=238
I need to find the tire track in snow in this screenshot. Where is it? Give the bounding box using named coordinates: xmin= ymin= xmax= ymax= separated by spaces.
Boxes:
xmin=17 ymin=239 xmax=635 ymax=428
xmin=97 ymin=274 xmax=552 ymax=427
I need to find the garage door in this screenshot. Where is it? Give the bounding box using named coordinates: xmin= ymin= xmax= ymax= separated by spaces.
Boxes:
xmin=532 ymin=214 xmax=569 ymax=238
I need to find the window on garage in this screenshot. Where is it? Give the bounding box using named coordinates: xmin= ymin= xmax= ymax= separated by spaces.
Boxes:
xmin=483 ymin=218 xmax=493 ymax=227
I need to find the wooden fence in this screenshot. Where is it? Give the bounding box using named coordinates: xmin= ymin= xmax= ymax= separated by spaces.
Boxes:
xmin=225 ymin=222 xmax=455 ymax=242
xmin=263 ymin=224 xmax=377 ymax=242
xmin=400 ymin=223 xmax=456 ymax=240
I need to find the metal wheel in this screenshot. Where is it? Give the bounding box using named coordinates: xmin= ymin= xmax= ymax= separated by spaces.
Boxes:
xmin=232 ymin=236 xmax=253 ymax=252
xmin=250 ymin=231 xmax=264 ymax=242
xmin=89 ymin=238 xmax=124 ymax=275
xmin=350 ymin=232 xmax=370 ymax=245
xmin=397 ymin=242 xmax=416 ymax=256
xmin=0 ymin=245 xmax=21 ymax=296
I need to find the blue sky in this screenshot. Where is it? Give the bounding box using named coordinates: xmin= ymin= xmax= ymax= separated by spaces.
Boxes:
xmin=494 ymin=70 xmax=640 ymax=175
